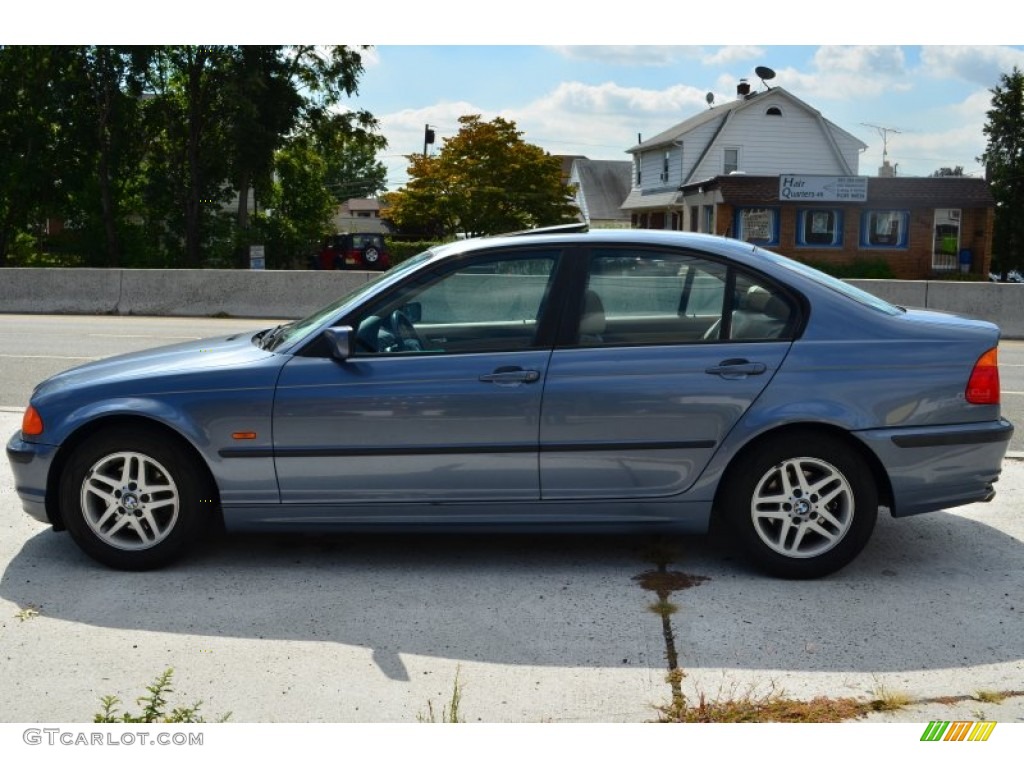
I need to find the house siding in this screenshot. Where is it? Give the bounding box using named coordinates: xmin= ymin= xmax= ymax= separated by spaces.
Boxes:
xmin=693 ymin=102 xmax=846 ymax=179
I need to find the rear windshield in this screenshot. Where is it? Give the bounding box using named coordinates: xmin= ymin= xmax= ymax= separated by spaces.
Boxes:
xmin=755 ymin=247 xmax=904 ymax=316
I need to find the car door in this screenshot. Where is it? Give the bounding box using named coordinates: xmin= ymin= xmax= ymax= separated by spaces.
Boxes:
xmin=539 ymin=246 xmax=796 ymax=500
xmin=272 ymin=248 xmax=564 ymax=512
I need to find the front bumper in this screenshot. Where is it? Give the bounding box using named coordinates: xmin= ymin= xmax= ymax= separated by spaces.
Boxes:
xmin=856 ymin=419 xmax=1015 ymax=517
xmin=6 ymin=431 xmax=59 ymax=526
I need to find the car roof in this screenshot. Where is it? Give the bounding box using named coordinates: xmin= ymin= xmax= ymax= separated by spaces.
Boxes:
xmin=432 ymin=228 xmax=763 ymax=267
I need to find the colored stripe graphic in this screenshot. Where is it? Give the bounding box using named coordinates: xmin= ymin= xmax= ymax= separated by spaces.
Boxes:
xmin=920 ymin=721 xmax=996 ymax=741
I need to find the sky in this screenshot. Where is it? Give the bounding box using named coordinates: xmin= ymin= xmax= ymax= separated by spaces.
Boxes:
xmin=357 ymin=43 xmax=1024 ymax=191
xmin=10 ymin=2 xmax=1024 ymax=193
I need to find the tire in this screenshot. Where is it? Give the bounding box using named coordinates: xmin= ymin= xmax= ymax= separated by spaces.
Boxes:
xmin=363 ymin=246 xmax=380 ymax=265
xmin=59 ymin=426 xmax=215 ymax=570
xmin=720 ymin=432 xmax=878 ymax=579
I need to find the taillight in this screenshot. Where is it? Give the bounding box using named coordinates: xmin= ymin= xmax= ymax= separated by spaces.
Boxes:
xmin=22 ymin=405 xmax=44 ymax=436
xmin=965 ymin=348 xmax=1000 ymax=405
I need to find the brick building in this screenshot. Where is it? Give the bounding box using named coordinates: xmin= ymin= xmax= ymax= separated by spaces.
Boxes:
xmin=681 ymin=174 xmax=994 ymax=278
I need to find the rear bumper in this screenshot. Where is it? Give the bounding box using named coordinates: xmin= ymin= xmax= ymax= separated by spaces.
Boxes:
xmin=856 ymin=419 xmax=1014 ymax=517
xmin=6 ymin=431 xmax=58 ymax=526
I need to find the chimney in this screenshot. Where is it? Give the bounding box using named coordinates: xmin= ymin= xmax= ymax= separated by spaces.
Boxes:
xmin=737 ymin=79 xmax=751 ymax=98
xmin=878 ymin=160 xmax=895 ymax=178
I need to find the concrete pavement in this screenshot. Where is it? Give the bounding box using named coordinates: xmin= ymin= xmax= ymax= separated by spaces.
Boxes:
xmin=1 ymin=409 xmax=1021 ymax=723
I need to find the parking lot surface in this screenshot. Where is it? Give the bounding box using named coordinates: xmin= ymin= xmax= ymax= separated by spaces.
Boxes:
xmin=1 ymin=406 xmax=1022 ymax=723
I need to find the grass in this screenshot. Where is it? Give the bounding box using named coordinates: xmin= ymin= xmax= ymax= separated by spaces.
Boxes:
xmin=868 ymin=683 xmax=913 ymax=712
xmin=417 ymin=667 xmax=465 ymax=723
xmin=975 ymin=690 xmax=1007 ymax=704
xmin=14 ymin=605 xmax=40 ymax=622
xmin=94 ymin=668 xmax=230 ymax=723
xmin=658 ymin=677 xmax=872 ymax=723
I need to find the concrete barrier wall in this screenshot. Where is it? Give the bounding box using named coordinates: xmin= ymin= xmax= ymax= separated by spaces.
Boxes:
xmin=848 ymin=279 xmax=1024 ymax=339
xmin=1 ymin=268 xmax=1022 ymax=338
xmin=0 ymin=268 xmax=375 ymax=320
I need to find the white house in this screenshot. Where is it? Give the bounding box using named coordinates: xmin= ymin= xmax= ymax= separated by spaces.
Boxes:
xmin=621 ymin=80 xmax=867 ymax=230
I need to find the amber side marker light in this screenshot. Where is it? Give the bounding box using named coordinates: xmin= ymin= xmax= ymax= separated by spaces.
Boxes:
xmin=22 ymin=406 xmax=44 ymax=436
xmin=966 ymin=348 xmax=1001 ymax=405
xmin=231 ymin=432 xmax=257 ymax=440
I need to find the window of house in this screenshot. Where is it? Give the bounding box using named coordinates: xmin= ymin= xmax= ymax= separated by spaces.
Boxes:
xmin=766 ymin=107 xmax=783 ymax=116
xmin=861 ymin=210 xmax=909 ymax=248
xmin=734 ymin=207 xmax=779 ymax=245
xmin=635 ymin=153 xmax=642 ymax=186
xmin=796 ymin=209 xmax=843 ymax=247
xmin=724 ymin=148 xmax=739 ymax=174
xmin=702 ymin=205 xmax=714 ymax=234
xmin=660 ymin=151 xmax=670 ymax=182
xmin=689 ymin=206 xmax=699 ymax=232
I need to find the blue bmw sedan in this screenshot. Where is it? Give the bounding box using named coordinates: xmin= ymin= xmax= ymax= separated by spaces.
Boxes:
xmin=6 ymin=229 xmax=1014 ymax=577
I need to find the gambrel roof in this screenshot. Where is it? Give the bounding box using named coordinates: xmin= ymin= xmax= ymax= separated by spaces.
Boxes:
xmin=628 ymin=86 xmax=868 ymax=183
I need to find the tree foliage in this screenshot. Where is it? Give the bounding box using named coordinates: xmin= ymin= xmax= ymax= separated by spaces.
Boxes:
xmin=979 ymin=66 xmax=1024 ymax=274
xmin=0 ymin=45 xmax=384 ymax=268
xmin=385 ymin=115 xmax=578 ymax=238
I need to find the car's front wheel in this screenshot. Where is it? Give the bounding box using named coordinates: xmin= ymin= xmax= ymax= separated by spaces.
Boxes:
xmin=59 ymin=427 xmax=214 ymax=570
xmin=721 ymin=432 xmax=878 ymax=579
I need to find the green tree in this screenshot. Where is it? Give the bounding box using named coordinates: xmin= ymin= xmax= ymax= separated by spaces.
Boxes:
xmin=222 ymin=46 xmax=383 ymax=265
xmin=930 ymin=165 xmax=965 ymax=177
xmin=979 ymin=66 xmax=1024 ymax=276
xmin=260 ymin=136 xmax=336 ymax=268
xmin=314 ymin=114 xmax=388 ymax=202
xmin=63 ymin=46 xmax=155 ymax=267
xmin=0 ymin=46 xmax=78 ymax=266
xmin=386 ymin=115 xmax=578 ymax=238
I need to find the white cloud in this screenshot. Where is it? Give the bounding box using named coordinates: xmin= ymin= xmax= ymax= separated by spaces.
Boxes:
xmin=918 ymin=45 xmax=1024 ymax=86
xmin=813 ymin=46 xmax=907 ymax=76
xmin=550 ymin=45 xmax=765 ymax=68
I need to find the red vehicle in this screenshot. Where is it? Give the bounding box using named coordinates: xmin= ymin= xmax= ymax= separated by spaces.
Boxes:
xmin=313 ymin=233 xmax=391 ymax=271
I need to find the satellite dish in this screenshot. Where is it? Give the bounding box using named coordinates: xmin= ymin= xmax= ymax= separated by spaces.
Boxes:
xmin=706 ymin=91 xmax=715 ymax=107
xmin=755 ymin=66 xmax=776 ymax=89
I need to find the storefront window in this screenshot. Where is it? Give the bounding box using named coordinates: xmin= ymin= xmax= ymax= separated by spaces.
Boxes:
xmin=797 ymin=209 xmax=843 ymax=247
xmin=735 ymin=207 xmax=778 ymax=245
xmin=861 ymin=210 xmax=909 ymax=248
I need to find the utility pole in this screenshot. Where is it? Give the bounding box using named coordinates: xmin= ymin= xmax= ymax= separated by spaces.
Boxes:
xmin=423 ymin=124 xmax=435 ymax=157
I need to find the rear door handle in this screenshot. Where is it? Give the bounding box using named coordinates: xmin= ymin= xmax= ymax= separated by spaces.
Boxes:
xmin=479 ymin=367 xmax=541 ymax=385
xmin=706 ymin=359 xmax=767 ymax=379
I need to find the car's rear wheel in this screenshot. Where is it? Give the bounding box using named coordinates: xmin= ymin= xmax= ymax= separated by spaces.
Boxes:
xmin=60 ymin=427 xmax=213 ymax=570
xmin=721 ymin=432 xmax=878 ymax=578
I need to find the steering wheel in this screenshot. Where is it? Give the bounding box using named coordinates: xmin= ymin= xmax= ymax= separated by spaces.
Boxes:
xmin=387 ymin=309 xmax=423 ymax=351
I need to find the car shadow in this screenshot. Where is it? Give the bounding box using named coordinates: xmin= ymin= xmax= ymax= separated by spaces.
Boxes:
xmin=1 ymin=509 xmax=1021 ymax=681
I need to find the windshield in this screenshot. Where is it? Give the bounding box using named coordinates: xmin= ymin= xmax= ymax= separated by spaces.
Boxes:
xmin=260 ymin=249 xmax=439 ymax=351
xmin=754 ymin=246 xmax=904 ymax=316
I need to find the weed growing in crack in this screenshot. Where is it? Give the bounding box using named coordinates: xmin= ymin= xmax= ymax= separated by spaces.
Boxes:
xmin=658 ymin=671 xmax=871 ymax=722
xmin=869 ymin=683 xmax=913 ymax=712
xmin=975 ymin=690 xmax=1006 ymax=704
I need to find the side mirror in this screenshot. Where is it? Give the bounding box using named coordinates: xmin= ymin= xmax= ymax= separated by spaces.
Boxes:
xmin=323 ymin=326 xmax=354 ymax=361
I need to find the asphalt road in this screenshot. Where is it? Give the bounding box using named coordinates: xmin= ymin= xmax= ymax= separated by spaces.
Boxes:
xmin=1 ymin=313 xmax=1022 ymax=453
xmin=0 ymin=314 xmax=1022 ymax=724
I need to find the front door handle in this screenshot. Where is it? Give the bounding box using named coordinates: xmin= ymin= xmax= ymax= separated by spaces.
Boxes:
xmin=706 ymin=359 xmax=767 ymax=379
xmin=479 ymin=367 xmax=541 ymax=385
